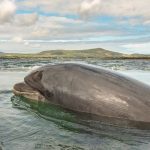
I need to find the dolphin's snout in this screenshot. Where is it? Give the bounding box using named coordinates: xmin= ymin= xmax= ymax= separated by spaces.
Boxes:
xmin=13 ymin=82 xmax=45 ymax=101
xmin=13 ymin=69 xmax=46 ymax=102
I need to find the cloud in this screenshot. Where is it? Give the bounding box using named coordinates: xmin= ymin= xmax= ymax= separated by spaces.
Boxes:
xmin=113 ymin=0 xmax=149 ymax=18
xmin=123 ymin=43 xmax=150 ymax=50
xmin=31 ymin=27 xmax=50 ymax=37
xmin=79 ymin=0 xmax=101 ymax=19
xmin=0 ymin=14 xmax=137 ymax=41
xmin=14 ymin=13 xmax=38 ymax=26
xmin=0 ymin=0 xmax=16 ymax=23
xmin=78 ymin=0 xmax=150 ymax=23
xmin=143 ymin=20 xmax=150 ymax=25
xmin=121 ymin=42 xmax=150 ymax=54
xmin=18 ymin=0 xmax=150 ymax=19
xmin=11 ymin=36 xmax=23 ymax=43
xmin=0 ymin=0 xmax=150 ymax=53
xmin=17 ymin=0 xmax=82 ymax=14
xmin=17 ymin=0 xmax=150 ymax=24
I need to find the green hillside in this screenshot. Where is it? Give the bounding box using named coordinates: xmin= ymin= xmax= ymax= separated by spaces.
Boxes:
xmin=0 ymin=48 xmax=150 ymax=59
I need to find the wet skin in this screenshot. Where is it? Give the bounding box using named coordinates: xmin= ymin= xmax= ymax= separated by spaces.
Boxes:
xmin=13 ymin=63 xmax=150 ymax=129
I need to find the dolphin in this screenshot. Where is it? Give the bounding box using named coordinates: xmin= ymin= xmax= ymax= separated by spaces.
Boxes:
xmin=13 ymin=63 xmax=150 ymax=129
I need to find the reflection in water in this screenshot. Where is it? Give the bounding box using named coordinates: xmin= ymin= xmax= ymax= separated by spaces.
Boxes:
xmin=11 ymin=95 xmax=150 ymax=142
xmin=0 ymin=59 xmax=150 ymax=150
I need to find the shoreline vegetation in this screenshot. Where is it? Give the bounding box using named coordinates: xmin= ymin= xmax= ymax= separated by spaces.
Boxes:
xmin=0 ymin=48 xmax=150 ymax=60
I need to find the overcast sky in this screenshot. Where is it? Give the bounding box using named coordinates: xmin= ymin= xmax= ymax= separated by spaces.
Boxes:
xmin=0 ymin=0 xmax=150 ymax=54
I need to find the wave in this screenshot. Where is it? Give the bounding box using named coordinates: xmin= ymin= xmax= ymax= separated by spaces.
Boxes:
xmin=1 ymin=59 xmax=150 ymax=72
xmin=0 ymin=65 xmax=42 ymax=72
xmin=29 ymin=65 xmax=41 ymax=71
xmin=0 ymin=90 xmax=12 ymax=94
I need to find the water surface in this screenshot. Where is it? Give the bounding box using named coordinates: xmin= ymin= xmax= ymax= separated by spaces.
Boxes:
xmin=0 ymin=59 xmax=150 ymax=150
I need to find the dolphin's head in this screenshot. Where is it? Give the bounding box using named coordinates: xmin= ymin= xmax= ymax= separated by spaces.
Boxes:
xmin=24 ymin=70 xmax=43 ymax=93
xmin=13 ymin=69 xmax=46 ymax=101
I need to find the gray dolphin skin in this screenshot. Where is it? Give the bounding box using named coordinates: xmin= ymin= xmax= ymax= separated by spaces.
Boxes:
xmin=13 ymin=63 xmax=150 ymax=128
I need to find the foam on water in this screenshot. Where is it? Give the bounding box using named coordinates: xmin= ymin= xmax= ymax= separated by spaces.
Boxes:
xmin=29 ymin=66 xmax=41 ymax=71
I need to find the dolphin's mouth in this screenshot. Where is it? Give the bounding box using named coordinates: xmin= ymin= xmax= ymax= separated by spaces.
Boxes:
xmin=13 ymin=82 xmax=45 ymax=101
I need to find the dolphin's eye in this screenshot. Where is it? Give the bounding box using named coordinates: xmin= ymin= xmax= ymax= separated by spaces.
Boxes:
xmin=44 ymin=90 xmax=54 ymax=98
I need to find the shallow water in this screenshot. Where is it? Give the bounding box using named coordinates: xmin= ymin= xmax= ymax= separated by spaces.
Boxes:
xmin=0 ymin=59 xmax=150 ymax=150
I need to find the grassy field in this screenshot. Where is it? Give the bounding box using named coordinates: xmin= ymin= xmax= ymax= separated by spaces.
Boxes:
xmin=0 ymin=48 xmax=150 ymax=60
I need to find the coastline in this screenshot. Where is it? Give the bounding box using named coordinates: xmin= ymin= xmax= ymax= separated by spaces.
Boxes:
xmin=1 ymin=48 xmax=150 ymax=60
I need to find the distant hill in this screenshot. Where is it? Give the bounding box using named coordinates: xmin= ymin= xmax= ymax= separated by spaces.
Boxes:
xmin=38 ymin=48 xmax=125 ymax=59
xmin=0 ymin=48 xmax=150 ymax=59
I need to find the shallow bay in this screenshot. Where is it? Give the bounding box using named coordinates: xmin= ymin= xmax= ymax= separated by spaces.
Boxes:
xmin=0 ymin=59 xmax=150 ymax=150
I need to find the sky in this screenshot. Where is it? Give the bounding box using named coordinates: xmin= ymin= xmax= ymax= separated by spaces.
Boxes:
xmin=0 ymin=0 xmax=150 ymax=54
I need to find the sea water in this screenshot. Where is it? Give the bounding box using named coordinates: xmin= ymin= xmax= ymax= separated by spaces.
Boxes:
xmin=0 ymin=59 xmax=150 ymax=150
